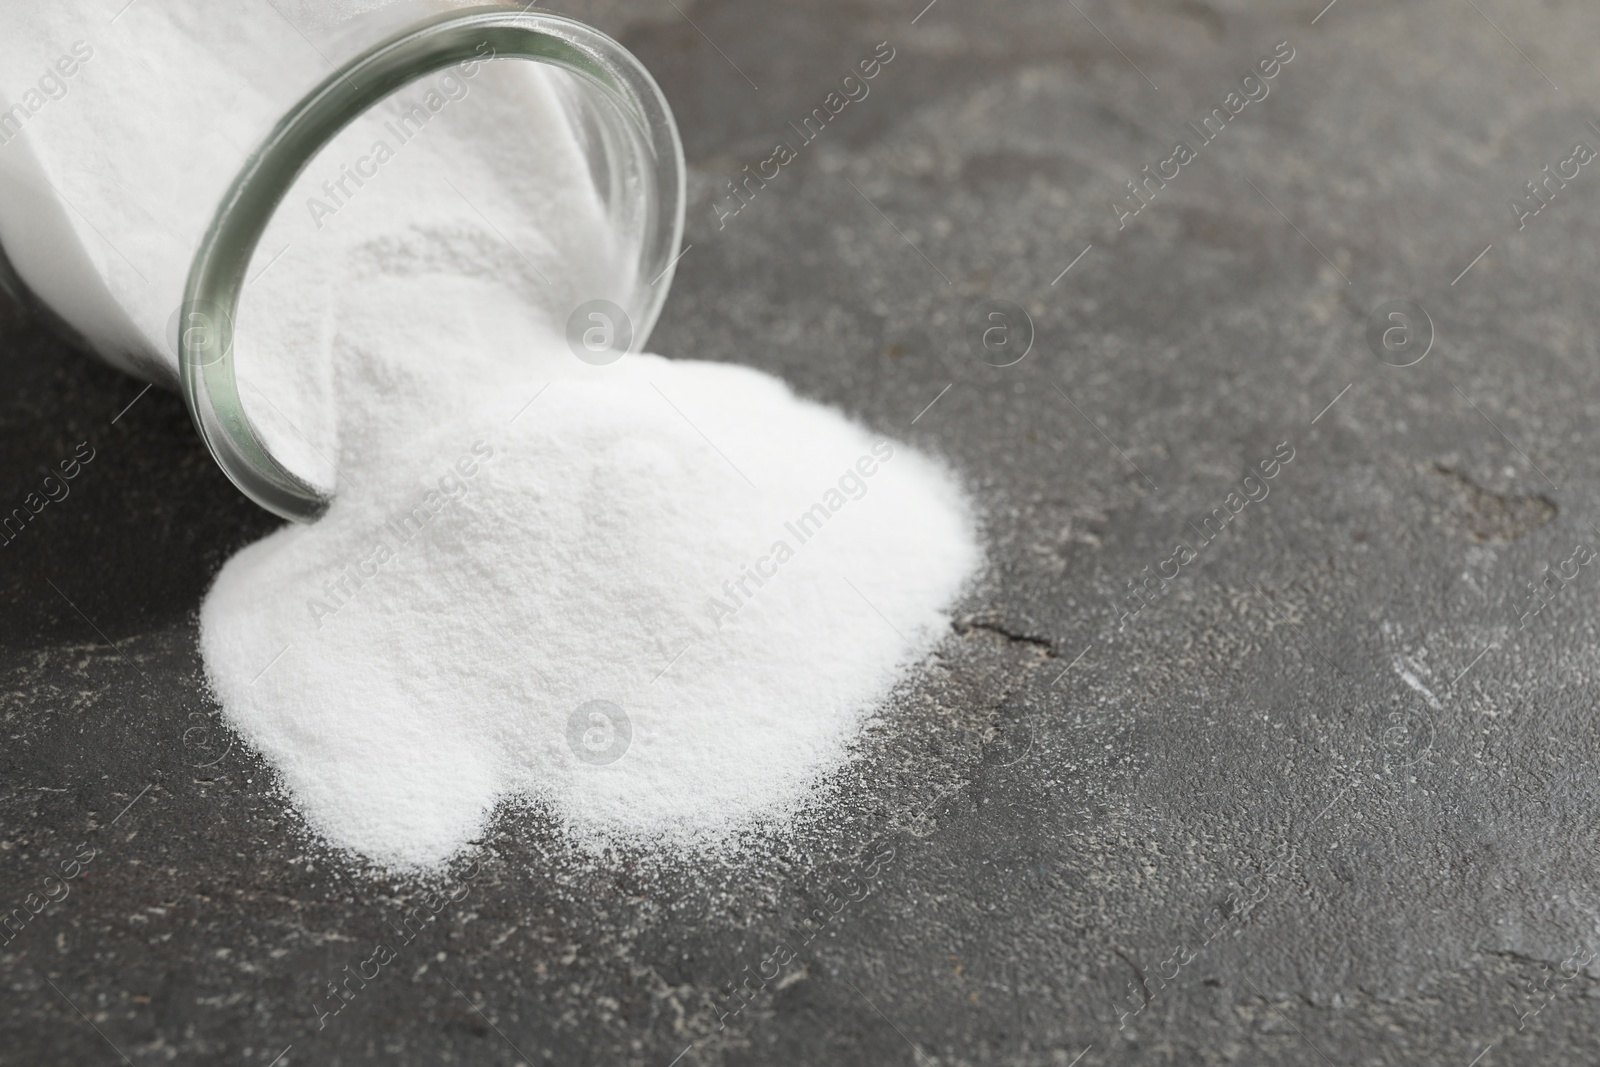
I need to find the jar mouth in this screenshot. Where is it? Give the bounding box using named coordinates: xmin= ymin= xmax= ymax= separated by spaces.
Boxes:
xmin=180 ymin=6 xmax=685 ymax=523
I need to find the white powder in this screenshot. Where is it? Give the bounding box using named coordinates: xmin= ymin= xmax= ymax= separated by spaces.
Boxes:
xmin=202 ymin=356 xmax=979 ymax=868
xmin=0 ymin=3 xmax=349 ymax=381
xmin=0 ymin=0 xmax=626 ymax=485
xmin=3 ymin=1 xmax=982 ymax=871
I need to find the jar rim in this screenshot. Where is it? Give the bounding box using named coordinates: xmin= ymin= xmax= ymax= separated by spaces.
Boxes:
xmin=180 ymin=5 xmax=685 ymax=523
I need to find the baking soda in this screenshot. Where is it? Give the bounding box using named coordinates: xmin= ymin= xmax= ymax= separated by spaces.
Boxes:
xmin=2 ymin=1 xmax=982 ymax=870
xmin=202 ymin=356 xmax=979 ymax=869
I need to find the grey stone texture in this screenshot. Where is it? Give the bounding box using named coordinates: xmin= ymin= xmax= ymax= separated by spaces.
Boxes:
xmin=3 ymin=0 xmax=1599 ymax=1063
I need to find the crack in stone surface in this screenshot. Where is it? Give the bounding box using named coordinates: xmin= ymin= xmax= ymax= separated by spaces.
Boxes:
xmin=952 ymin=616 xmax=1056 ymax=655
xmin=1431 ymin=463 xmax=1557 ymax=543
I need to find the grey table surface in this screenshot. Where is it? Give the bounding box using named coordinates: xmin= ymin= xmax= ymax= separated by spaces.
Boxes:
xmin=5 ymin=0 xmax=1600 ymax=1063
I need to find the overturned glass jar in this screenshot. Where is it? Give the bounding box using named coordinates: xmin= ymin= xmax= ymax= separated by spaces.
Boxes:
xmin=0 ymin=1 xmax=684 ymax=521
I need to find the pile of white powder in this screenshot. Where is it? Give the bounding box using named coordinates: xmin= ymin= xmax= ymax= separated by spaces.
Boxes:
xmin=1 ymin=1 xmax=982 ymax=870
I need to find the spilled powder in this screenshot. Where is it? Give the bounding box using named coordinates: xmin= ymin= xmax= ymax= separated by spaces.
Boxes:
xmin=201 ymin=355 xmax=979 ymax=869
xmin=199 ymin=53 xmax=980 ymax=870
xmin=0 ymin=1 xmax=983 ymax=871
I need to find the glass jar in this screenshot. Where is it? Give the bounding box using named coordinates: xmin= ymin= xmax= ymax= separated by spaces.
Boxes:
xmin=0 ymin=1 xmax=684 ymax=522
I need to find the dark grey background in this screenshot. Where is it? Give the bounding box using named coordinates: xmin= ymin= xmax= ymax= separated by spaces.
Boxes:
xmin=5 ymin=0 xmax=1600 ymax=1063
